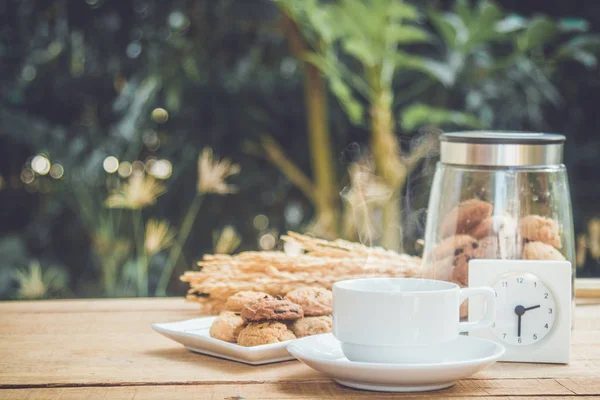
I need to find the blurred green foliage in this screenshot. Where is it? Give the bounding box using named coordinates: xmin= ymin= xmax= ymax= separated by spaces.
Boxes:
xmin=0 ymin=0 xmax=599 ymax=299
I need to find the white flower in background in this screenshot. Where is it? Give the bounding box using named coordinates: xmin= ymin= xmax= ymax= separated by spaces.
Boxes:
xmin=213 ymin=225 xmax=242 ymax=254
xmin=105 ymin=173 xmax=166 ymax=209
xmin=145 ymin=219 xmax=176 ymax=256
xmin=13 ymin=261 xmax=67 ymax=300
xmin=197 ymin=147 xmax=240 ymax=194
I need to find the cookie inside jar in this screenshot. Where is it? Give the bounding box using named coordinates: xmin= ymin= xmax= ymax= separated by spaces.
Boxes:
xmin=421 ymin=132 xmax=575 ymax=301
xmin=424 ymin=197 xmax=568 ymax=289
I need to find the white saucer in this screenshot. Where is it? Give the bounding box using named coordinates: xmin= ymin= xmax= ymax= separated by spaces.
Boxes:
xmin=287 ymin=334 xmax=505 ymax=392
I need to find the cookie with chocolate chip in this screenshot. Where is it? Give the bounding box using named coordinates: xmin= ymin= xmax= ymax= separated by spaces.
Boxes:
xmin=225 ymin=291 xmax=273 ymax=313
xmin=241 ymin=297 xmax=304 ymax=322
xmin=451 ymin=253 xmax=472 ymax=287
xmin=285 ymin=287 xmax=332 ymax=316
xmin=473 ymin=236 xmax=501 ymax=259
xmin=433 ymin=234 xmax=480 ymax=261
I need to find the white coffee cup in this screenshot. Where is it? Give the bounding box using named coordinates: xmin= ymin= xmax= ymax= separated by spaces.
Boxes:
xmin=332 ymin=278 xmax=495 ymax=363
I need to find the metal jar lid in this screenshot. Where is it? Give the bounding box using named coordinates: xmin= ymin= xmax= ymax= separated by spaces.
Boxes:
xmin=440 ymin=131 xmax=565 ymax=167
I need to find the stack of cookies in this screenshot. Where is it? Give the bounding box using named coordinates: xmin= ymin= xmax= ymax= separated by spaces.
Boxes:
xmin=209 ymin=287 xmax=333 ymax=347
xmin=429 ymin=198 xmax=565 ymax=288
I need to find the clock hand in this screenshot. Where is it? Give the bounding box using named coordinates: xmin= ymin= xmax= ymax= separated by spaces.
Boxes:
xmin=513 ymin=305 xmax=540 ymax=338
xmin=514 ymin=305 xmax=525 ymax=337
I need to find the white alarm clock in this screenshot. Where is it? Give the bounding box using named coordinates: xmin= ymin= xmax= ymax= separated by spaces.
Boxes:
xmin=468 ymin=259 xmax=572 ymax=364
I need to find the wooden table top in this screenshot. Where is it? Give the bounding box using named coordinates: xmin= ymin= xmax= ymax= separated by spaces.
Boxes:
xmin=1 ymin=298 xmax=600 ymax=399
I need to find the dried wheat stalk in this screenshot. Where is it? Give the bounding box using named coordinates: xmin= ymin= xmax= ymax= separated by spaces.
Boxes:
xmin=181 ymin=231 xmax=422 ymax=313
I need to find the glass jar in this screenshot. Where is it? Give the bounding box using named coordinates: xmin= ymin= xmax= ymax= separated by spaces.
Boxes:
xmin=422 ymin=132 xmax=575 ymax=300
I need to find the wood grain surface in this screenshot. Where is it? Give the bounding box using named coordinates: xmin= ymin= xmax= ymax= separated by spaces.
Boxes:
xmin=1 ymin=297 xmax=599 ymax=399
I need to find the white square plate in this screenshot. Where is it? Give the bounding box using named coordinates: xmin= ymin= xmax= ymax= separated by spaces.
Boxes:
xmin=152 ymin=317 xmax=296 ymax=365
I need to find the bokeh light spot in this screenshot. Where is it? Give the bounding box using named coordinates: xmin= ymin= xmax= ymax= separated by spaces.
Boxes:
xmin=20 ymin=168 xmax=35 ymax=184
xmin=103 ymin=156 xmax=119 ymax=173
xmin=145 ymin=157 xmax=157 ymax=171
xmin=22 ymin=65 xmax=37 ymax=81
xmin=143 ymin=131 xmax=160 ymax=150
xmin=126 ymin=41 xmax=142 ymax=58
xmin=280 ymin=57 xmax=297 ymax=79
xmin=284 ymin=203 xmax=303 ymax=225
xmin=149 ymin=159 xmax=172 ymax=180
xmin=48 ymin=41 xmax=63 ymax=57
xmin=259 ymin=233 xmax=276 ymax=250
xmin=168 ymin=11 xmax=189 ymax=31
xmin=132 ymin=160 xmax=145 ymax=175
xmin=31 ymin=155 xmax=51 ymax=175
xmin=49 ymin=164 xmax=65 ymax=179
xmin=118 ymin=161 xmax=133 ymax=178
xmin=253 ymin=214 xmax=269 ymax=231
xmin=151 ymin=108 xmax=169 ymax=123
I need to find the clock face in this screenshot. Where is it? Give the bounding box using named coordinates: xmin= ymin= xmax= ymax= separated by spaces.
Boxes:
xmin=490 ymin=272 xmax=556 ymax=346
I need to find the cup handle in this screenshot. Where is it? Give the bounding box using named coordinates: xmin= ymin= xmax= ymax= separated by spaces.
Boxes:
xmin=458 ymin=287 xmax=496 ymax=333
